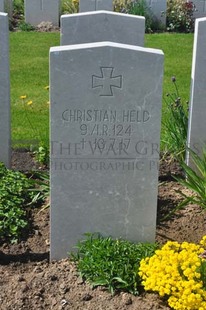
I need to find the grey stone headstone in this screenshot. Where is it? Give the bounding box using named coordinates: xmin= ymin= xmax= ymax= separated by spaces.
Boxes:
xmin=61 ymin=11 xmax=145 ymax=46
xmin=187 ymin=17 xmax=206 ymax=165
xmin=79 ymin=0 xmax=113 ymax=12
xmin=0 ymin=13 xmax=10 ymax=167
xmin=25 ymin=0 xmax=60 ymax=26
xmin=146 ymin=0 xmax=166 ymax=25
xmin=0 ymin=0 xmax=4 ymax=11
xmin=50 ymin=41 xmax=164 ymax=260
xmin=193 ymin=0 xmax=206 ymax=19
xmin=0 ymin=0 xmax=12 ymax=16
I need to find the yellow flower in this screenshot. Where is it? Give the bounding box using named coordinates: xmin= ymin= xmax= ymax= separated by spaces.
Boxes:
xmin=200 ymin=236 xmax=206 ymax=247
xmin=139 ymin=237 xmax=206 ymax=310
xmin=27 ymin=100 xmax=33 ymax=106
xmin=20 ymin=95 xmax=27 ymax=99
xmin=44 ymin=85 xmax=50 ymax=90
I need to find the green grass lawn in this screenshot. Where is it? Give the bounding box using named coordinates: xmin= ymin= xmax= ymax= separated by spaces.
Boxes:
xmin=145 ymin=33 xmax=194 ymax=103
xmin=10 ymin=32 xmax=60 ymax=146
xmin=10 ymin=32 xmax=194 ymax=148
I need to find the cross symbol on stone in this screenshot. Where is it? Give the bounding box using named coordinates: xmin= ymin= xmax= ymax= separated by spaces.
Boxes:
xmin=92 ymin=67 xmax=122 ymax=96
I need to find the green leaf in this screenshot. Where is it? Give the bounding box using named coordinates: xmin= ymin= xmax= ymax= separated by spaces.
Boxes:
xmin=69 ymin=234 xmax=157 ymax=295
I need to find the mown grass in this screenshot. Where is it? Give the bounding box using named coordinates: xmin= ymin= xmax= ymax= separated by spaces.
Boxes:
xmin=145 ymin=33 xmax=193 ymax=103
xmin=145 ymin=33 xmax=194 ymax=153
xmin=10 ymin=32 xmax=60 ymax=146
xmin=10 ymin=32 xmax=193 ymax=149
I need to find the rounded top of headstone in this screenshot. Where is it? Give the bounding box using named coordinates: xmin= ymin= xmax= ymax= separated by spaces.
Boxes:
xmin=0 ymin=12 xmax=8 ymax=17
xmin=61 ymin=10 xmax=145 ymax=20
xmin=51 ymin=41 xmax=163 ymax=57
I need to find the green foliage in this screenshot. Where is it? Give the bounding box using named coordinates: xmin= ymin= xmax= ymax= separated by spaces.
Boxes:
xmin=0 ymin=162 xmax=34 ymax=242
xmin=127 ymin=0 xmax=164 ymax=33
xmin=13 ymin=0 xmax=24 ymax=16
xmin=34 ymin=145 xmax=50 ymax=166
xmin=166 ymin=0 xmax=195 ymax=32
xmin=29 ymin=171 xmax=50 ymax=209
xmin=18 ymin=21 xmax=35 ymax=32
xmin=161 ymin=76 xmax=188 ymax=161
xmin=198 ymin=256 xmax=206 ymax=289
xmin=61 ymin=0 xmax=79 ymax=14
xmin=113 ymin=0 xmax=129 ymax=12
xmin=163 ymin=148 xmax=206 ymax=219
xmin=175 ymin=148 xmax=206 ymax=209
xmin=10 ymin=0 xmax=24 ymax=30
xmin=0 ymin=162 xmax=49 ymax=243
xmin=70 ymin=233 xmax=157 ymax=295
xmin=127 ymin=0 xmax=149 ymax=15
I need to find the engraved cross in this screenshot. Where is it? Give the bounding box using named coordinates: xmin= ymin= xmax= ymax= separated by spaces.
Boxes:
xmin=92 ymin=67 xmax=122 ymax=97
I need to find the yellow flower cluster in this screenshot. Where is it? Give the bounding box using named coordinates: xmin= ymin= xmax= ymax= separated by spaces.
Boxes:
xmin=139 ymin=237 xmax=206 ymax=310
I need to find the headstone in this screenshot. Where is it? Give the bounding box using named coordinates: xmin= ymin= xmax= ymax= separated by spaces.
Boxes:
xmin=5 ymin=0 xmax=12 ymax=17
xmin=61 ymin=11 xmax=145 ymax=46
xmin=0 ymin=13 xmax=10 ymax=167
xmin=0 ymin=0 xmax=4 ymax=11
xmin=50 ymin=41 xmax=164 ymax=260
xmin=25 ymin=0 xmax=60 ymax=26
xmin=187 ymin=17 xmax=206 ymax=165
xmin=0 ymin=0 xmax=12 ymax=17
xmin=193 ymin=0 xmax=206 ymax=19
xmin=146 ymin=0 xmax=166 ymax=25
xmin=79 ymin=0 xmax=113 ymax=12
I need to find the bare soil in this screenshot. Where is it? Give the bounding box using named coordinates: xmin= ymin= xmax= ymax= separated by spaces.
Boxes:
xmin=0 ymin=152 xmax=205 ymax=310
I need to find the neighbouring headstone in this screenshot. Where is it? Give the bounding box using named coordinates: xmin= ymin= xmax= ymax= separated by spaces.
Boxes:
xmin=0 ymin=13 xmax=10 ymax=167
xmin=25 ymin=0 xmax=60 ymax=26
xmin=146 ymin=0 xmax=166 ymax=25
xmin=0 ymin=0 xmax=12 ymax=17
xmin=187 ymin=17 xmax=206 ymax=165
xmin=193 ymin=0 xmax=206 ymax=19
xmin=79 ymin=0 xmax=113 ymax=12
xmin=50 ymin=41 xmax=164 ymax=260
xmin=0 ymin=0 xmax=4 ymax=11
xmin=61 ymin=11 xmax=145 ymax=46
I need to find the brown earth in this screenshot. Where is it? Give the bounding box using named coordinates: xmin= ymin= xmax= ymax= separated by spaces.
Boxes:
xmin=0 ymin=152 xmax=206 ymax=310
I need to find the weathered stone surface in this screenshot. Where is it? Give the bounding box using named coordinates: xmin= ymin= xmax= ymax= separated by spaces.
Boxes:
xmin=0 ymin=13 xmax=10 ymax=167
xmin=0 ymin=0 xmax=4 ymax=11
xmin=25 ymin=0 xmax=60 ymax=26
xmin=193 ymin=0 xmax=206 ymax=19
xmin=187 ymin=17 xmax=206 ymax=165
xmin=0 ymin=0 xmax=12 ymax=16
xmin=50 ymin=41 xmax=164 ymax=260
xmin=61 ymin=11 xmax=145 ymax=46
xmin=79 ymin=0 xmax=113 ymax=12
xmin=146 ymin=0 xmax=166 ymax=25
